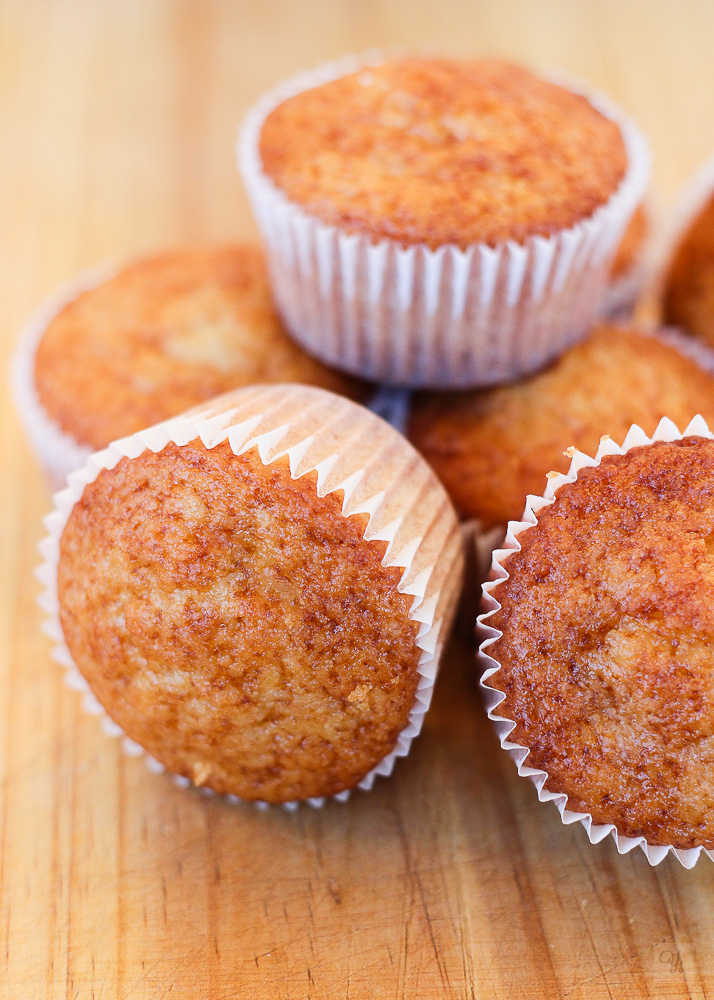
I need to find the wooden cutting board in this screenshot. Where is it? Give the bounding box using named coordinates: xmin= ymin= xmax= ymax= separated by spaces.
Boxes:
xmin=2 ymin=1 xmax=714 ymax=996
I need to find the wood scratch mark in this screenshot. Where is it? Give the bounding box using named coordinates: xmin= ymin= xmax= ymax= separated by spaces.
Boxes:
xmin=416 ymin=870 xmax=450 ymax=995
xmin=391 ymin=802 xmax=451 ymax=996
xmin=655 ymin=870 xmax=697 ymax=998
xmin=328 ymin=876 xmax=341 ymax=905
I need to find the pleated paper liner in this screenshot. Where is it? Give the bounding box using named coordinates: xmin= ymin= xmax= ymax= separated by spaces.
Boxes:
xmin=478 ymin=415 xmax=714 ymax=868
xmin=37 ymin=383 xmax=464 ymax=810
xmin=599 ymin=207 xmax=652 ymax=320
xmin=239 ymin=53 xmax=650 ymax=389
xmin=358 ymin=385 xmax=505 ymax=632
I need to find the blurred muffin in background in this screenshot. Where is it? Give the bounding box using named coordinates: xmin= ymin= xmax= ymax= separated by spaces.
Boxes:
xmin=15 ymin=245 xmax=368 ymax=485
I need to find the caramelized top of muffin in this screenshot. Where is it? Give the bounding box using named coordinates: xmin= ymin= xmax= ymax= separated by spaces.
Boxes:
xmin=609 ymin=202 xmax=648 ymax=279
xmin=408 ymin=324 xmax=714 ymax=529
xmin=58 ymin=441 xmax=422 ymax=803
xmin=259 ymin=59 xmax=628 ymax=249
xmin=488 ymin=437 xmax=714 ymax=849
xmin=35 ymin=245 xmax=366 ymax=450
xmin=663 ymin=191 xmax=714 ymax=344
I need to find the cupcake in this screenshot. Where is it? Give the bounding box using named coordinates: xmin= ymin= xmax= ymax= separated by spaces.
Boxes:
xmin=479 ymin=419 xmax=714 ymax=866
xmin=39 ymin=384 xmax=463 ymax=806
xmin=408 ymin=323 xmax=714 ymax=531
xmin=601 ymin=201 xmax=649 ymax=317
xmin=13 ymin=245 xmax=367 ymax=486
xmin=662 ymin=187 xmax=714 ymax=344
xmin=240 ymin=56 xmax=649 ymax=388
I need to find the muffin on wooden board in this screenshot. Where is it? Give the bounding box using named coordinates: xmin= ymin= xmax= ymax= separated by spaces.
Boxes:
xmin=479 ymin=419 xmax=714 ymax=867
xmin=408 ymin=324 xmax=714 ymax=531
xmin=39 ymin=384 xmax=463 ymax=806
xmin=240 ymin=55 xmax=649 ymax=387
xmin=13 ymin=245 xmax=367 ymax=486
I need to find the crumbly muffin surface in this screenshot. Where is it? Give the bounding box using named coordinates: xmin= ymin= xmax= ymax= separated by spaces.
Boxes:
xmin=35 ymin=246 xmax=365 ymax=450
xmin=259 ymin=59 xmax=628 ymax=249
xmin=663 ymin=192 xmax=714 ymax=344
xmin=58 ymin=441 xmax=421 ymax=802
xmin=408 ymin=325 xmax=714 ymax=529
xmin=489 ymin=438 xmax=714 ymax=848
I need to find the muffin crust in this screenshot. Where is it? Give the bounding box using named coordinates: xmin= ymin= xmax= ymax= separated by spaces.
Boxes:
xmin=489 ymin=437 xmax=714 ymax=848
xmin=663 ymin=192 xmax=714 ymax=344
xmin=408 ymin=325 xmax=714 ymax=529
xmin=35 ymin=246 xmax=365 ymax=450
xmin=259 ymin=59 xmax=628 ymax=249
xmin=58 ymin=441 xmax=421 ymax=802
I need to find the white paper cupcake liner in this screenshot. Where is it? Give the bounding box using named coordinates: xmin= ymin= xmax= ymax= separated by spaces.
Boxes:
xmin=478 ymin=414 xmax=714 ymax=867
xmin=10 ymin=265 xmax=114 ymax=489
xmin=454 ymin=520 xmax=505 ymax=636
xmin=238 ymin=54 xmax=650 ymax=389
xmin=37 ymin=382 xmax=464 ymax=810
xmin=600 ymin=258 xmax=648 ymax=319
xmin=366 ymin=392 xmax=504 ymax=637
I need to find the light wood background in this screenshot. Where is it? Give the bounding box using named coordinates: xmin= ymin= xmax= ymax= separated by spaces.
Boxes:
xmin=3 ymin=1 xmax=714 ymax=997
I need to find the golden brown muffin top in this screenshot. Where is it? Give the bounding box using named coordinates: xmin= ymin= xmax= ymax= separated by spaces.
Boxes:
xmin=609 ymin=202 xmax=647 ymax=280
xmin=58 ymin=441 xmax=421 ymax=803
xmin=259 ymin=59 xmax=628 ymax=250
xmin=663 ymin=191 xmax=714 ymax=345
xmin=488 ymin=437 xmax=714 ymax=849
xmin=35 ymin=246 xmax=366 ymax=450
xmin=408 ymin=324 xmax=714 ymax=530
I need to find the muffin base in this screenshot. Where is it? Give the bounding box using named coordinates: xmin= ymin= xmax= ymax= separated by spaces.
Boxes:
xmin=478 ymin=415 xmax=714 ymax=867
xmin=38 ymin=383 xmax=464 ymax=807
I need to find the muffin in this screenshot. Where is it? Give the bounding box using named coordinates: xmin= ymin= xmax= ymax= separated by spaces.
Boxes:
xmin=601 ymin=202 xmax=649 ymax=317
xmin=408 ymin=323 xmax=714 ymax=531
xmin=662 ymin=188 xmax=714 ymax=344
xmin=479 ymin=421 xmax=714 ymax=865
xmin=240 ymin=56 xmax=649 ymax=387
xmin=14 ymin=245 xmax=367 ymax=486
xmin=39 ymin=384 xmax=463 ymax=805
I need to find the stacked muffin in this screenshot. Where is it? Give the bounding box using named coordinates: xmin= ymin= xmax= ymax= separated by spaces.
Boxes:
xmin=28 ymin=54 xmax=714 ymax=864
xmin=240 ymin=57 xmax=647 ymax=387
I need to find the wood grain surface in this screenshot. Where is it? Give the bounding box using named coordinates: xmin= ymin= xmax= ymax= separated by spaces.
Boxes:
xmin=2 ymin=1 xmax=714 ymax=997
